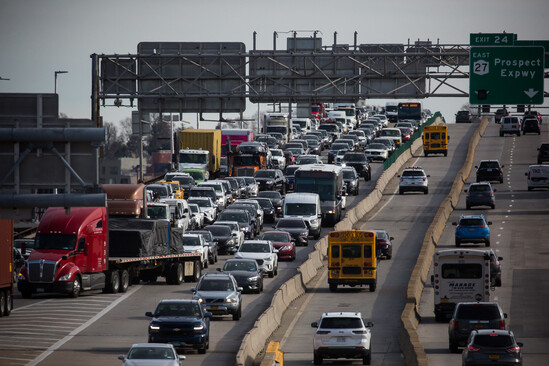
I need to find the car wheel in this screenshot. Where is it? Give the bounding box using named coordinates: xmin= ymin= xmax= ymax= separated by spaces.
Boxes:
xmin=0 ymin=291 xmax=5 ymax=317
xmin=491 ymin=204 xmax=495 ymax=209
xmin=363 ymin=350 xmax=371 ymax=365
xmin=496 ymin=276 xmax=502 ymax=287
xmin=386 ymin=254 xmax=392 ymax=260
xmin=499 ymin=132 xmax=504 ymax=137
xmin=198 ymin=346 xmax=207 ymax=354
xmin=424 ymin=152 xmax=428 ymax=157
xmin=203 ymin=258 xmax=208 ymax=269
xmin=268 ymin=270 xmax=274 ymax=278
xmin=313 ymin=352 xmax=323 ymax=365
xmin=466 ymin=203 xmax=471 ymax=210
xmin=449 ymin=341 xmax=459 ymax=354
xmin=233 ymin=306 xmax=242 ymax=321
xmin=485 ymin=240 xmax=490 ymax=247
xmin=424 ymin=188 xmax=428 ymax=194
xmin=517 ymin=131 xmax=520 ymax=136
xmin=215 ymin=249 xmax=218 ymax=263
xmin=329 ymin=284 xmax=337 ymax=292
xmin=21 ymin=289 xmax=33 ymax=299
xmin=399 ymin=189 xmax=403 ymax=195
xmin=444 ymin=152 xmax=447 ymax=157
xmin=455 ymin=240 xmax=460 ymax=247
xmin=274 ymin=265 xmax=278 ymax=276
xmin=369 ymin=282 xmax=376 ymax=292
xmin=104 ymin=270 xmax=119 ymax=293
xmin=69 ymin=276 xmax=81 ymax=298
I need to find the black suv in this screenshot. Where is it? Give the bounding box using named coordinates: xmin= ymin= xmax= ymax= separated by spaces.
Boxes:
xmin=253 ymin=169 xmax=285 ymax=193
xmin=448 ymin=302 xmax=507 ymax=353
xmin=537 ymin=142 xmax=549 ymax=164
xmin=455 ymin=110 xmax=472 ymax=123
xmin=522 ymin=117 xmax=540 ymax=135
xmin=475 ymin=160 xmax=504 ymax=183
xmin=342 ymin=152 xmax=371 ymax=181
xmin=146 ymin=299 xmax=211 ymax=354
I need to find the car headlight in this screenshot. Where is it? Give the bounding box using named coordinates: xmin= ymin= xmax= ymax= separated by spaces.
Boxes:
xmin=310 ymin=219 xmax=318 ymax=225
xmin=301 ymin=231 xmax=309 ymax=236
xmin=194 ymin=324 xmax=205 ymax=331
xmin=149 ymin=324 xmax=160 ymax=332
xmin=241 ymin=226 xmax=248 ymax=232
xmin=266 ymin=180 xmax=274 ymax=185
xmin=280 ymin=245 xmax=292 ymax=251
xmin=248 ymin=275 xmax=261 ymax=283
xmin=58 ymin=273 xmax=72 ymax=281
xmin=264 ymin=256 xmax=273 ymax=262
xmin=227 ymin=240 xmax=234 ymax=245
xmin=225 ymin=296 xmax=238 ymax=303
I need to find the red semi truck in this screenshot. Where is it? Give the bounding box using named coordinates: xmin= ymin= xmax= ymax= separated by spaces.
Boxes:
xmin=0 ymin=219 xmax=14 ymax=316
xmin=17 ymin=185 xmax=203 ymax=298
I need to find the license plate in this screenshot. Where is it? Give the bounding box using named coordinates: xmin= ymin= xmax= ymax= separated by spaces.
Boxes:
xmin=469 ymin=228 xmax=476 ymax=231
xmin=337 ymin=337 xmax=345 ymax=343
xmin=489 ymin=354 xmax=499 ymax=360
xmin=487 ymin=169 xmax=493 ymax=172
xmin=474 ymin=324 xmax=484 ymax=329
xmin=210 ymin=306 xmax=218 ymax=310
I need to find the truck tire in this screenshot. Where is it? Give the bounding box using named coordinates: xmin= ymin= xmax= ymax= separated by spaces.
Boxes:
xmin=69 ymin=277 xmax=81 ymax=298
xmin=369 ymin=282 xmax=376 ymax=292
xmin=170 ymin=263 xmax=184 ymax=285
xmin=4 ymin=290 xmax=12 ymax=316
xmin=329 ymin=284 xmax=337 ymax=292
xmin=186 ymin=260 xmax=201 ymax=283
xmin=104 ymin=270 xmax=120 ymax=293
xmin=20 ymin=289 xmax=32 ymax=299
xmin=0 ymin=290 xmax=5 ymax=317
xmin=119 ymin=270 xmax=129 ymax=293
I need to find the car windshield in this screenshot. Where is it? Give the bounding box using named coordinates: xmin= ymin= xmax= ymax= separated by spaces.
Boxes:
xmin=188 ymin=199 xmax=211 ymax=208
xmin=189 ymin=189 xmax=215 ymax=198
xmin=214 ymin=223 xmax=238 ymax=231
xmin=473 ymin=334 xmax=514 ymax=347
xmin=342 ymin=170 xmax=356 ymax=179
xmin=285 ymin=203 xmax=316 ymax=216
xmin=185 ymin=170 xmax=205 ymax=180
xmin=381 ymin=130 xmax=400 ymax=137
xmin=285 ymin=166 xmax=300 ymax=176
xmin=35 ymin=233 xmax=76 ymax=250
xmin=262 ymin=232 xmax=291 ymax=242
xmin=155 ymin=302 xmax=201 ymax=318
xmin=298 ymin=157 xmax=317 ymax=164
xmin=402 ymin=170 xmax=425 ymax=177
xmin=368 ymin=143 xmax=387 ymax=150
xmin=344 ymin=154 xmax=366 ymax=162
xmin=224 ymin=260 xmax=257 ymax=272
xmin=254 ymin=199 xmax=274 ymax=209
xmin=255 ymin=170 xmax=276 ymax=178
xmin=182 ymin=236 xmax=201 ymax=246
xmin=206 ymin=226 xmax=231 ymax=236
xmin=198 ymin=279 xmax=234 ymax=291
xmin=277 ymin=219 xmax=306 ymax=228
xmin=320 ymin=317 xmax=363 ymax=329
xmin=331 ymin=143 xmax=349 ymax=151
xmin=244 ymin=177 xmax=256 ymax=185
xmin=258 ymin=191 xmax=281 ymax=199
xmin=271 ymin=150 xmax=283 ymax=157
xmin=479 ymin=162 xmax=500 ymax=169
xmin=179 ymin=152 xmax=208 ymax=164
xmin=239 ymin=243 xmax=271 ymax=253
xmin=319 ymin=124 xmax=338 ymax=132
xmin=127 ymin=346 xmax=176 ymax=360
xmin=459 ymin=218 xmax=485 ymax=226
xmin=193 ymin=231 xmax=212 ymax=241
xmin=189 ymin=205 xmax=199 ymax=213
xmin=469 ymin=184 xmax=491 ymax=192
xmin=218 ymin=212 xmax=247 ymax=223
xmin=456 ymin=305 xmax=501 ymax=320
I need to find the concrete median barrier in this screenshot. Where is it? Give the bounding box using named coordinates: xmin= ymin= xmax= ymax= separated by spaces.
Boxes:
xmin=237 ymin=116 xmax=448 ymax=366
xmin=398 ymin=117 xmax=490 ymax=366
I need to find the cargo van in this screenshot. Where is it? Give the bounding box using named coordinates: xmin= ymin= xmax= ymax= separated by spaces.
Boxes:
xmin=283 ymin=192 xmax=322 ymax=239
xmin=525 ymin=165 xmax=549 ymax=190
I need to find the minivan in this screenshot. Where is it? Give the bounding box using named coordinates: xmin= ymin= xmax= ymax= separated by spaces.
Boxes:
xmin=283 ymin=193 xmax=322 ymax=239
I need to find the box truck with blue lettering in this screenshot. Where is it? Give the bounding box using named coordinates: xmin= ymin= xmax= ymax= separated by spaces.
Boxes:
xmin=431 ymin=249 xmax=491 ymax=322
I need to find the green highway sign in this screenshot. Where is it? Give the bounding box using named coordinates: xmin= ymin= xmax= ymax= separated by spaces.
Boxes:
xmin=470 ymin=46 xmax=545 ymax=105
xmin=515 ymin=40 xmax=549 ymax=65
xmin=470 ymin=33 xmax=516 ymax=46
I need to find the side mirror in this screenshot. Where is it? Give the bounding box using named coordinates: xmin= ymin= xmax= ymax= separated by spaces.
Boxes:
xmin=237 ymin=287 xmax=243 ymax=292
xmin=190 ymin=287 xmax=196 ymax=292
xmin=366 ymin=321 xmax=374 ymax=328
xmin=452 ymin=222 xmax=457 ymax=226
xmin=318 ymin=213 xmax=322 ymax=218
xmin=498 ymin=256 xmax=503 ymax=261
xmin=145 ymin=312 xmax=154 ymax=317
xmin=204 ymin=312 xmax=213 ymax=318
xmin=216 ymin=268 xmax=222 ymax=272
xmin=487 ymin=221 xmax=492 ymax=225
xmin=430 ymin=275 xmax=434 ymax=285
xmin=311 ymin=322 xmax=318 ymax=328
xmin=118 ymin=355 xmax=126 ymax=361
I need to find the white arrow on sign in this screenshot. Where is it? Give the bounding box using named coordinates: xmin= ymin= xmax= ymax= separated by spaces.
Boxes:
xmin=524 ymin=88 xmax=539 ymax=98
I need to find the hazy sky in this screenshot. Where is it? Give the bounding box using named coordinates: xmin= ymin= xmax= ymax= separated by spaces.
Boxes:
xmin=1 ymin=0 xmax=547 ymax=127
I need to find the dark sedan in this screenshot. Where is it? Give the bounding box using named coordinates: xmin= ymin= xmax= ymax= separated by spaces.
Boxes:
xmin=252 ymin=197 xmax=276 ymax=223
xmin=218 ymin=259 xmax=264 ymax=294
xmin=257 ymin=190 xmax=284 ymax=216
xmin=371 ymin=229 xmax=393 ymax=260
xmin=342 ymin=152 xmax=371 ymax=181
xmin=204 ymin=225 xmax=235 ymax=254
xmin=275 ymin=217 xmax=309 ymax=246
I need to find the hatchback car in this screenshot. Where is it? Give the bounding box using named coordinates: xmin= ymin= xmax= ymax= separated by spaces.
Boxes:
xmin=465 ymin=182 xmax=496 ymax=210
xmin=261 ymin=231 xmax=296 ymax=261
xmin=448 ymin=302 xmax=507 ymax=353
xmin=145 ymin=299 xmax=211 ymax=354
xmin=191 ymin=272 xmax=243 ymax=320
xmin=499 ymin=116 xmax=521 ymax=136
xmin=311 ymin=312 xmax=374 ymax=365
xmin=118 ymin=343 xmax=185 ymax=365
xmin=219 ymin=258 xmax=264 ymax=294
xmin=475 ymin=160 xmax=504 ymax=183
xmin=453 ymin=215 xmax=492 ymax=247
xmin=462 ymin=329 xmax=522 ymax=365
xmin=398 ymin=167 xmax=429 ymax=194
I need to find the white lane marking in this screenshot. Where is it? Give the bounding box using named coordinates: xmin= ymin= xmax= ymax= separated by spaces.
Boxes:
xmin=27 ymin=285 xmax=141 ymax=366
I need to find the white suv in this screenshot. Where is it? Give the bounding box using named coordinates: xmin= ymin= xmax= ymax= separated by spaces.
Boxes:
xmin=398 ymin=166 xmax=430 ymax=194
xmin=311 ymin=312 xmax=374 ymax=365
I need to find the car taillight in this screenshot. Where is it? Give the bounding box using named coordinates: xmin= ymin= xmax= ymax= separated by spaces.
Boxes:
xmin=481 ymin=225 xmax=488 ymax=228
xmin=378 ymin=240 xmax=388 ymax=245
xmin=316 ymin=330 xmax=330 ymax=334
xmin=506 ymin=346 xmax=521 ymax=354
xmin=352 ymin=330 xmax=368 ymax=334
xmin=468 ymin=345 xmax=480 ymax=352
xmin=452 ymin=320 xmax=459 ymax=330
xmin=423 ymin=177 xmax=427 ymax=181
xmin=499 ymin=320 xmax=505 ymax=330
xmin=400 ymin=178 xmax=404 ymax=182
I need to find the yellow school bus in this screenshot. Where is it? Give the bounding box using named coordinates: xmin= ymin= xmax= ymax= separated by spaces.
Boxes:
xmin=423 ymin=125 xmax=449 ymax=157
xmin=328 ymin=230 xmax=377 ymax=292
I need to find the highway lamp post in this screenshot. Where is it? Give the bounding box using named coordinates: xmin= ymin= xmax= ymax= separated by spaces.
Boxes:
xmin=54 ymin=70 xmax=68 ymax=94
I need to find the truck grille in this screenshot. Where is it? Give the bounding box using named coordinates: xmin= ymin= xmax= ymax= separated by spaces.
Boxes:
xmin=28 ymin=260 xmax=57 ymax=283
